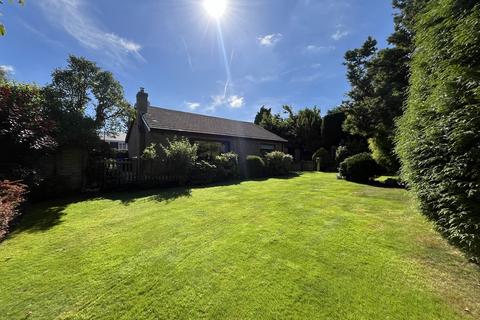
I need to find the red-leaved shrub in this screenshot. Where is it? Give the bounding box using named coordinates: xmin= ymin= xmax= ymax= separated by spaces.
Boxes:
xmin=0 ymin=180 xmax=27 ymax=239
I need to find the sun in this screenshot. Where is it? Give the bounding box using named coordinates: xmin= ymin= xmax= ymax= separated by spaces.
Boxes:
xmin=203 ymin=0 xmax=227 ymax=19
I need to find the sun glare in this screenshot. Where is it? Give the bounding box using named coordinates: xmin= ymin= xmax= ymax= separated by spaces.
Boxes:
xmin=203 ymin=0 xmax=227 ymax=19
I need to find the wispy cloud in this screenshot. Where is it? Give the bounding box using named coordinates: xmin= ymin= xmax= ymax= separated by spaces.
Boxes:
xmin=0 ymin=65 xmax=15 ymax=75
xmin=38 ymin=0 xmax=143 ymax=64
xmin=244 ymin=74 xmax=278 ymax=83
xmin=185 ymin=102 xmax=201 ymax=111
xmin=331 ymin=29 xmax=349 ymax=41
xmin=257 ymin=33 xmax=283 ymax=47
xmin=304 ymin=45 xmax=335 ymax=54
xmin=181 ymin=37 xmax=194 ymax=72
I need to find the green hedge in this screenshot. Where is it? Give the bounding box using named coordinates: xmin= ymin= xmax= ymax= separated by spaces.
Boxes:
xmin=396 ymin=1 xmax=480 ymax=262
xmin=246 ymin=155 xmax=266 ymax=178
xmin=339 ymin=153 xmax=381 ymax=183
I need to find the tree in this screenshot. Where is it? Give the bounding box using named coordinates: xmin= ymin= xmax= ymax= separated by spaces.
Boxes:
xmin=254 ymin=106 xmax=271 ymax=124
xmin=0 ymin=67 xmax=8 ymax=83
xmin=49 ymin=55 xmax=133 ymax=136
xmin=0 ymin=82 xmax=57 ymax=184
xmin=341 ymin=0 xmax=425 ymax=172
xmin=0 ymin=0 xmax=24 ymax=36
xmin=321 ymin=108 xmax=348 ymax=149
xmin=295 ymin=107 xmax=322 ymax=155
xmin=396 ymin=0 xmax=480 ymax=263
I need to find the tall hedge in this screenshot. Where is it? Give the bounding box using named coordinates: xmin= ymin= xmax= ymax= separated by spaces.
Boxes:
xmin=396 ymin=0 xmax=480 ymax=262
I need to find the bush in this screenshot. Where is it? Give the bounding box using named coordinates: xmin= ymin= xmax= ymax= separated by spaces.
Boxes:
xmin=214 ymin=152 xmax=239 ymax=180
xmin=265 ymin=151 xmax=293 ymax=176
xmin=335 ymin=145 xmax=351 ymax=166
xmin=141 ymin=143 xmax=158 ymax=160
xmin=190 ymin=161 xmax=217 ymax=185
xmin=339 ymin=153 xmax=381 ymax=182
xmin=160 ymin=137 xmax=198 ymax=185
xmin=246 ymin=155 xmax=266 ymax=178
xmin=0 ymin=180 xmax=27 ymax=239
xmin=396 ymin=1 xmax=480 ymax=262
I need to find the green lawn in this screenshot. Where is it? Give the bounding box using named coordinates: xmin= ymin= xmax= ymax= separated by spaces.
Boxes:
xmin=1 ymin=173 xmax=479 ymax=319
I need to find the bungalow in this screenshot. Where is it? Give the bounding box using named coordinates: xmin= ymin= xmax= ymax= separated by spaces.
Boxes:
xmin=126 ymin=88 xmax=287 ymax=169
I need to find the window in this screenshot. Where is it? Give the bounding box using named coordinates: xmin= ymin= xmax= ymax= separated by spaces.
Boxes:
xmin=195 ymin=140 xmax=230 ymax=160
xmin=260 ymin=144 xmax=275 ymax=155
xmin=117 ymin=142 xmax=128 ymax=151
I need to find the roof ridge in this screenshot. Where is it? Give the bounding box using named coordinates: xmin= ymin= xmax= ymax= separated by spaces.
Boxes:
xmin=148 ymin=105 xmax=261 ymax=127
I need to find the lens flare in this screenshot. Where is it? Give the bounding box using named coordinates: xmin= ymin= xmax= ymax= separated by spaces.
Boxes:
xmin=203 ymin=0 xmax=227 ymax=19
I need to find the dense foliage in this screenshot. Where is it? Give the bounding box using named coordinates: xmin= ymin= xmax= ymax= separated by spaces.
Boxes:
xmin=0 ymin=180 xmax=27 ymax=239
xmin=49 ymin=55 xmax=133 ymax=137
xmin=160 ymin=137 xmax=198 ymax=184
xmin=339 ymin=153 xmax=381 ymax=183
xmin=214 ymin=152 xmax=239 ymax=180
xmin=396 ymin=0 xmax=480 ymax=262
xmin=264 ymin=151 xmax=293 ymax=176
xmin=341 ymin=0 xmax=425 ymax=173
xmin=246 ymin=155 xmax=266 ymax=178
xmin=0 ymin=83 xmax=57 ymax=185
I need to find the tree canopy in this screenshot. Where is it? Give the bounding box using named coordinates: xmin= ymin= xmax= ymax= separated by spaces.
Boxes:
xmin=49 ymin=55 xmax=133 ymax=137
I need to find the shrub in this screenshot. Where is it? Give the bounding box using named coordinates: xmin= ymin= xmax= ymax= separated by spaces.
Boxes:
xmin=396 ymin=1 xmax=480 ymax=262
xmin=339 ymin=153 xmax=381 ymax=182
xmin=191 ymin=161 xmax=217 ymax=185
xmin=0 ymin=180 xmax=27 ymax=239
xmin=335 ymin=145 xmax=351 ymax=166
xmin=141 ymin=143 xmax=158 ymax=160
xmin=312 ymin=148 xmax=330 ymax=171
xmin=160 ymin=137 xmax=198 ymax=184
xmin=246 ymin=155 xmax=266 ymax=178
xmin=335 ymin=139 xmax=369 ymax=167
xmin=214 ymin=152 xmax=239 ymax=180
xmin=265 ymin=151 xmax=293 ymax=176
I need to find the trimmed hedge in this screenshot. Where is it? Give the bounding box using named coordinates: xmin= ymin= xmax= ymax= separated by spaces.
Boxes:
xmin=245 ymin=155 xmax=266 ymax=178
xmin=265 ymin=151 xmax=293 ymax=176
xmin=396 ymin=0 xmax=480 ymax=262
xmin=339 ymin=153 xmax=381 ymax=183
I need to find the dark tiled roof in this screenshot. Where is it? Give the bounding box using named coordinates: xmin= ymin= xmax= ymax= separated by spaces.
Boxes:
xmin=143 ymin=106 xmax=287 ymax=142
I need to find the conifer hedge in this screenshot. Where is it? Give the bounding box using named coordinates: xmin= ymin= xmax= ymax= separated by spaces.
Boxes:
xmin=396 ymin=0 xmax=480 ymax=262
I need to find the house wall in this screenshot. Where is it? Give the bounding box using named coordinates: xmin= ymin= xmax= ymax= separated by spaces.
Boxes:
xmin=127 ymin=121 xmax=140 ymax=157
xmin=147 ymin=130 xmax=284 ymax=172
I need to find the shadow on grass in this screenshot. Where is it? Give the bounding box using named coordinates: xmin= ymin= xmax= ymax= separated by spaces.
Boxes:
xmin=7 ymin=173 xmax=303 ymax=237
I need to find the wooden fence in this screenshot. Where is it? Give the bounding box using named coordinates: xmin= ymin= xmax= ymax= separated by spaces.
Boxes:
xmin=87 ymin=158 xmax=180 ymax=190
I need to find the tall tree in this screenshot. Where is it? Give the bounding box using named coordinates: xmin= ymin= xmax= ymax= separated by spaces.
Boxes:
xmin=341 ymin=0 xmax=425 ymax=172
xmin=49 ymin=55 xmax=133 ymax=136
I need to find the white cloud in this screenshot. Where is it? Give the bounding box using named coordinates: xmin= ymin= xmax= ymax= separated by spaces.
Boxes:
xmin=257 ymin=33 xmax=283 ymax=47
xmin=331 ymin=30 xmax=349 ymax=41
xmin=304 ymin=45 xmax=335 ymax=53
xmin=206 ymin=94 xmax=244 ymax=111
xmin=228 ymin=95 xmax=244 ymax=108
xmin=0 ymin=65 xmax=15 ymax=75
xmin=38 ymin=0 xmax=143 ymax=64
xmin=186 ymin=102 xmax=201 ymax=111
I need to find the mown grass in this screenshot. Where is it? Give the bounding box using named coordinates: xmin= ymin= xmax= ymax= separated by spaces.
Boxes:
xmin=1 ymin=173 xmax=479 ymax=319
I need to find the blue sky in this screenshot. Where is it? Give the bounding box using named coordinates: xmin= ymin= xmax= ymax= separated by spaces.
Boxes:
xmin=1 ymin=0 xmax=394 ymax=122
